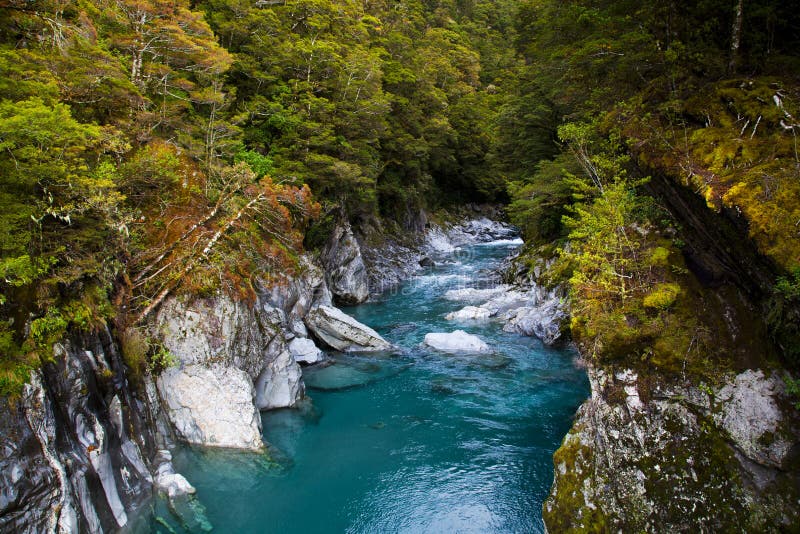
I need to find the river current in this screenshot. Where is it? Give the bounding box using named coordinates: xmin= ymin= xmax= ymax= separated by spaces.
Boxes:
xmin=149 ymin=239 xmax=589 ymax=533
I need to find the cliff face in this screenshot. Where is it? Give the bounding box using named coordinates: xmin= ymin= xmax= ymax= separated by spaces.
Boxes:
xmin=0 ymin=328 xmax=159 ymax=532
xmin=544 ymin=175 xmax=800 ymax=530
xmin=544 ymin=366 xmax=800 ymax=531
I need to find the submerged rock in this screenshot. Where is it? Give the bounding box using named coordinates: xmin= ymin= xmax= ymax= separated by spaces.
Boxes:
xmin=158 ymin=364 xmax=264 ymax=451
xmin=303 ymin=362 xmax=376 ymax=391
xmin=288 ymin=336 xmax=325 ymax=365
xmin=305 ymin=305 xmax=392 ymax=352
xmin=322 ymin=222 xmax=370 ymax=305
xmin=423 ymin=330 xmax=490 ymax=353
xmin=153 ymin=450 xmax=195 ymax=499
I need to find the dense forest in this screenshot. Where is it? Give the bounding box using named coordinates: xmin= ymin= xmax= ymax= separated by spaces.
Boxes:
xmin=0 ymin=0 xmax=525 ymax=395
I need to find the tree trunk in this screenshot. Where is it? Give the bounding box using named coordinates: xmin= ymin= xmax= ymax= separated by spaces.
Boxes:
xmin=728 ymin=0 xmax=744 ymax=73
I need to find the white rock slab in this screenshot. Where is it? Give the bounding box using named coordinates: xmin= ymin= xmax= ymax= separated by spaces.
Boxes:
xmin=305 ymin=305 xmax=392 ymax=352
xmin=445 ymin=306 xmax=492 ymax=321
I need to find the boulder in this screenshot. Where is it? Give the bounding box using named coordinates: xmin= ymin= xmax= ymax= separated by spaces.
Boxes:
xmin=445 ymin=306 xmax=492 ymax=321
xmin=423 ymin=330 xmax=490 ymax=353
xmin=322 ymin=222 xmax=370 ymax=305
xmin=501 ymin=287 xmax=567 ymax=345
xmin=157 ymin=365 xmax=264 ymax=451
xmin=255 ymin=350 xmax=305 ymax=410
xmin=305 ymin=305 xmax=392 ymax=352
xmin=288 ymin=337 xmax=325 ymax=365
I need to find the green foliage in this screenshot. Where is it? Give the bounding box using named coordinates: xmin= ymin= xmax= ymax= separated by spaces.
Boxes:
xmin=784 ymin=375 xmax=800 ymax=410
xmin=235 ymin=149 xmax=273 ymax=178
xmin=767 ymin=267 xmax=800 ymax=366
xmin=147 ymin=345 xmax=178 ymax=375
xmin=507 ymin=154 xmax=581 ymax=245
xmin=775 ymin=267 xmax=800 ymax=300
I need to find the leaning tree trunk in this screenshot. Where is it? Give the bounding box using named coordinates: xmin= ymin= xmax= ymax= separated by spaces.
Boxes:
xmin=728 ymin=0 xmax=744 ymax=73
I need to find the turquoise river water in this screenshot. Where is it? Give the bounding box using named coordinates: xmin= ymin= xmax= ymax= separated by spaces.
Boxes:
xmin=147 ymin=239 xmax=589 ymax=533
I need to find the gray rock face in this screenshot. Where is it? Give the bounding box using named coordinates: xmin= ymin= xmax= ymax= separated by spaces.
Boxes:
xmin=713 ymin=369 xmax=793 ymax=468
xmin=0 ymin=329 xmax=162 ymax=533
xmin=545 ymin=366 xmax=800 ymax=531
xmin=157 ymin=364 xmax=264 ymax=451
xmin=255 ymin=350 xmax=304 ymax=410
xmin=322 ymin=222 xmax=370 ymax=305
xmin=305 ymin=305 xmax=392 ymax=352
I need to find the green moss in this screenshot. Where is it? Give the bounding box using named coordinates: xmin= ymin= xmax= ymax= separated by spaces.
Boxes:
xmin=543 ymin=429 xmax=608 ymax=533
xmin=643 ymin=282 xmax=681 ymax=309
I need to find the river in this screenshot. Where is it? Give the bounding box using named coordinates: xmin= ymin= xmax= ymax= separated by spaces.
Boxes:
xmin=148 ymin=237 xmax=589 ymax=533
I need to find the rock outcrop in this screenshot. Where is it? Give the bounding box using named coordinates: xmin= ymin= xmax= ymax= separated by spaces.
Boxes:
xmin=0 ymin=329 xmax=164 ymax=533
xmin=423 ymin=330 xmax=490 ymax=353
xmin=544 ymin=366 xmax=800 ymax=531
xmin=305 ymin=305 xmax=392 ymax=352
xmin=444 ymin=283 xmax=567 ymax=345
xmin=499 ymin=286 xmax=566 ymax=345
xmin=154 ymin=292 xmax=304 ymax=448
xmin=157 ymin=364 xmax=264 ymax=451
xmin=322 ymin=222 xmax=370 ymax=305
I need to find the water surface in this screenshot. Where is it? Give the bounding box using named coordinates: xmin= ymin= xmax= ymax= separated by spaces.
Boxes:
xmin=149 ymin=241 xmax=588 ymax=533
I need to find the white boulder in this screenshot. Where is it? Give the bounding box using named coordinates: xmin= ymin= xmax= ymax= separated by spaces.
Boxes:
xmin=445 ymin=306 xmax=492 ymax=321
xmin=153 ymin=451 xmax=195 ymax=499
xmin=288 ymin=337 xmax=325 ymax=365
xmin=305 ymin=305 xmax=392 ymax=352
xmin=157 ymin=364 xmax=264 ymax=451
xmin=423 ymin=330 xmax=490 ymax=353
